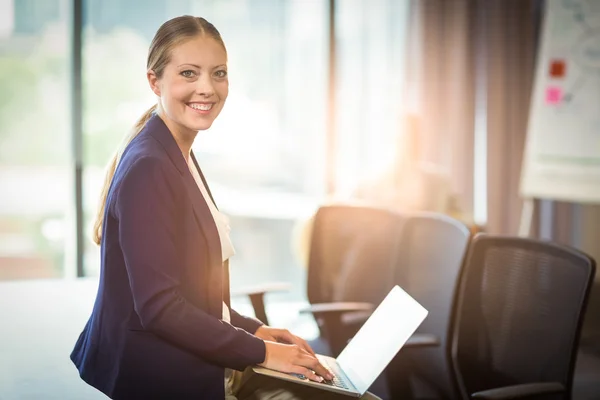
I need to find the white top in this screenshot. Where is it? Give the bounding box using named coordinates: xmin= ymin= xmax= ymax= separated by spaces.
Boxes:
xmin=187 ymin=157 xmax=236 ymax=265
xmin=186 ymin=156 xmax=238 ymax=397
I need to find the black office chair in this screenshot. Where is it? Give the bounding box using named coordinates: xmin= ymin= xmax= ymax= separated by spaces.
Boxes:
xmin=450 ymin=234 xmax=596 ymax=400
xmin=233 ymin=203 xmax=403 ymax=350
xmin=387 ymin=212 xmax=471 ymax=399
xmin=302 ymin=204 xmax=405 ymax=356
xmin=234 ymin=203 xmax=404 ymax=355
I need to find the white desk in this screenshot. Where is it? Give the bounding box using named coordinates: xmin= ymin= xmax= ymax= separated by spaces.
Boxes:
xmin=0 ymin=279 xmax=106 ymax=399
xmin=0 ymin=278 xmax=317 ymax=400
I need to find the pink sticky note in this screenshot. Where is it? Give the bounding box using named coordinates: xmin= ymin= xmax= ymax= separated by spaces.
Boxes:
xmin=545 ymin=86 xmax=562 ymax=105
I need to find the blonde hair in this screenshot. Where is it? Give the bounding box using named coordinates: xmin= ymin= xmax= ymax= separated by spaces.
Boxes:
xmin=92 ymin=16 xmax=226 ymax=245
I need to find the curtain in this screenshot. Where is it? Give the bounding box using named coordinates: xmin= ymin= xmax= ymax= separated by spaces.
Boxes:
xmin=484 ymin=0 xmax=540 ymax=235
xmin=402 ymin=0 xmax=477 ymax=222
xmin=407 ymin=0 xmax=543 ymax=233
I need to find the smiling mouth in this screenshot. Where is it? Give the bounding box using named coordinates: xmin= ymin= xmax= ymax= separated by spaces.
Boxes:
xmin=188 ymin=103 xmax=214 ymax=112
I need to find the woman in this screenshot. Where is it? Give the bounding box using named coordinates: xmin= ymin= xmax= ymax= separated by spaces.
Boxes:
xmin=71 ymin=15 xmax=379 ymax=400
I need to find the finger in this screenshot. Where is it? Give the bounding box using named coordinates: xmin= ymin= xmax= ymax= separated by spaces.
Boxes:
xmin=278 ymin=330 xmax=296 ymax=345
xmin=297 ymin=353 xmax=333 ymax=380
xmin=289 ymin=365 xmax=324 ymax=383
xmin=297 ymin=338 xmax=316 ymax=357
xmin=281 ymin=331 xmax=316 ymax=357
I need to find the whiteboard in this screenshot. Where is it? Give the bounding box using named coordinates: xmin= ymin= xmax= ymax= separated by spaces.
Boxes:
xmin=520 ymin=0 xmax=600 ymax=203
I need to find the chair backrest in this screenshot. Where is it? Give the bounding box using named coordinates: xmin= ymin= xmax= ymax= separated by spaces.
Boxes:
xmin=306 ymin=204 xmax=404 ymax=306
xmin=451 ymin=234 xmax=596 ymax=398
xmin=394 ymin=212 xmax=471 ymax=398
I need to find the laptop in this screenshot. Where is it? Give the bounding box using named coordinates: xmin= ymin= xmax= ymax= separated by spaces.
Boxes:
xmin=252 ymin=285 xmax=428 ymax=397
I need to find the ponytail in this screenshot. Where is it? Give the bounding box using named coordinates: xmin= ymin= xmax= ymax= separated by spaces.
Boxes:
xmin=91 ymin=104 xmax=157 ymax=245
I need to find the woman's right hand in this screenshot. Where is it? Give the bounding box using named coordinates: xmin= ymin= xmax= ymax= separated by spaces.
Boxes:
xmin=258 ymin=341 xmax=334 ymax=382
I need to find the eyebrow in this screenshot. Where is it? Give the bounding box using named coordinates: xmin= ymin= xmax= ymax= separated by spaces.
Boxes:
xmin=177 ymin=64 xmax=227 ymax=69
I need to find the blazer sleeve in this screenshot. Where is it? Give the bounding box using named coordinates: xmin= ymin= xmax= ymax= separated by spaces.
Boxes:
xmin=230 ymin=308 xmax=263 ymax=334
xmin=114 ymin=156 xmax=266 ymax=371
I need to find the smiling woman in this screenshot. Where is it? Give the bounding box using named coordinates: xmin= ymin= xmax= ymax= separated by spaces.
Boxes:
xmin=72 ymin=14 xmax=380 ymax=400
xmin=91 ymin=17 xmax=228 ymax=246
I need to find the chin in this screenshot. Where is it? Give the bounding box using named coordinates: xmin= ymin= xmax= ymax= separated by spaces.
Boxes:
xmin=184 ymin=118 xmax=214 ymax=131
xmin=186 ymin=118 xmax=215 ymax=132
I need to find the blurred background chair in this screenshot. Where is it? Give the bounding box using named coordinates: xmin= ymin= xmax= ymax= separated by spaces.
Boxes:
xmin=450 ymin=234 xmax=596 ymax=400
xmin=386 ymin=212 xmax=471 ymax=400
xmin=238 ymin=203 xmax=405 ymax=356
xmin=230 ymin=281 xmax=292 ymax=326
xmin=301 ymin=204 xmax=406 ymax=356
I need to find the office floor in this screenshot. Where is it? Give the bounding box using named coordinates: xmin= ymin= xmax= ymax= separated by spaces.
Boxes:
xmin=575 ymin=282 xmax=600 ymax=400
xmin=573 ymin=348 xmax=600 ymax=400
xmin=1 ymin=279 xmax=599 ymax=400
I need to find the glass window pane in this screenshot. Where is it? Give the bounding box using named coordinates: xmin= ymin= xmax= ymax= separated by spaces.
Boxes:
xmin=0 ymin=0 xmax=73 ymax=280
xmin=334 ymin=0 xmax=410 ymax=196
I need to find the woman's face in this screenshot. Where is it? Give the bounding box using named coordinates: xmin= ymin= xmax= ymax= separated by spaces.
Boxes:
xmin=148 ymin=35 xmax=228 ymax=137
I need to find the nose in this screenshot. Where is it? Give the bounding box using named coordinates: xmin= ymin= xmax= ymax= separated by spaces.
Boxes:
xmin=195 ymin=74 xmax=215 ymax=97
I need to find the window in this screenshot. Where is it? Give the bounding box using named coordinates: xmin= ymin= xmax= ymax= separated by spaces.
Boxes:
xmin=334 ymin=0 xmax=411 ymax=197
xmin=0 ymin=0 xmax=412 ymax=302
xmin=0 ymin=0 xmax=73 ymax=280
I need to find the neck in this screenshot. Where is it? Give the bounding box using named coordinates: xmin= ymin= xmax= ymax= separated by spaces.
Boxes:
xmin=156 ymin=110 xmax=197 ymax=161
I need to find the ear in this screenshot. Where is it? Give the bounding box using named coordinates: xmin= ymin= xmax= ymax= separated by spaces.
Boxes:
xmin=147 ymin=70 xmax=161 ymax=96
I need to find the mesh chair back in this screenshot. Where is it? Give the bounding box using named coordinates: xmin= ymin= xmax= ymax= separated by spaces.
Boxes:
xmin=395 ymin=212 xmax=470 ymax=398
xmin=306 ymin=204 xmax=403 ymax=306
xmin=451 ymin=234 xmax=595 ymax=398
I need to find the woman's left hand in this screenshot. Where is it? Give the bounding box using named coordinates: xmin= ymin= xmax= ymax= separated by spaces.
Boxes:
xmin=254 ymin=326 xmax=316 ymax=357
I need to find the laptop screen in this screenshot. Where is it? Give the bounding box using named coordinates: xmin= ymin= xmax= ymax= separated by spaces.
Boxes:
xmin=336 ymin=285 xmax=428 ymax=394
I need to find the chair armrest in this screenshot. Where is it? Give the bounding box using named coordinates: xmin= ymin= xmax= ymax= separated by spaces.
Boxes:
xmin=471 ymin=382 xmax=565 ymax=400
xmin=231 ymin=282 xmax=291 ymax=325
xmin=300 ymin=302 xmax=375 ymax=356
xmin=404 ymin=333 xmax=440 ymax=348
xmin=299 ymin=302 xmax=375 ymax=316
xmin=231 ymin=282 xmax=292 ymax=297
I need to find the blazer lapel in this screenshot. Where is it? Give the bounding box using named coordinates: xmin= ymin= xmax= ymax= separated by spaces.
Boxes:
xmin=146 ymin=114 xmax=223 ymax=316
xmin=190 ymin=152 xmax=217 ymax=208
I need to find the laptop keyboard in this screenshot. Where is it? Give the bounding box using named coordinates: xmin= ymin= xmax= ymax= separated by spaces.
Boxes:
xmin=317 ymin=356 xmax=351 ymax=390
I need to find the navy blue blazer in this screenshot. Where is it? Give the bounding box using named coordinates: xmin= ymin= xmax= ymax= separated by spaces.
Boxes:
xmin=71 ymin=114 xmax=266 ymax=399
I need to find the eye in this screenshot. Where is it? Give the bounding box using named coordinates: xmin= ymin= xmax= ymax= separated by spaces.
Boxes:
xmin=181 ymin=70 xmax=196 ymax=78
xmin=214 ymin=70 xmax=228 ymax=79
